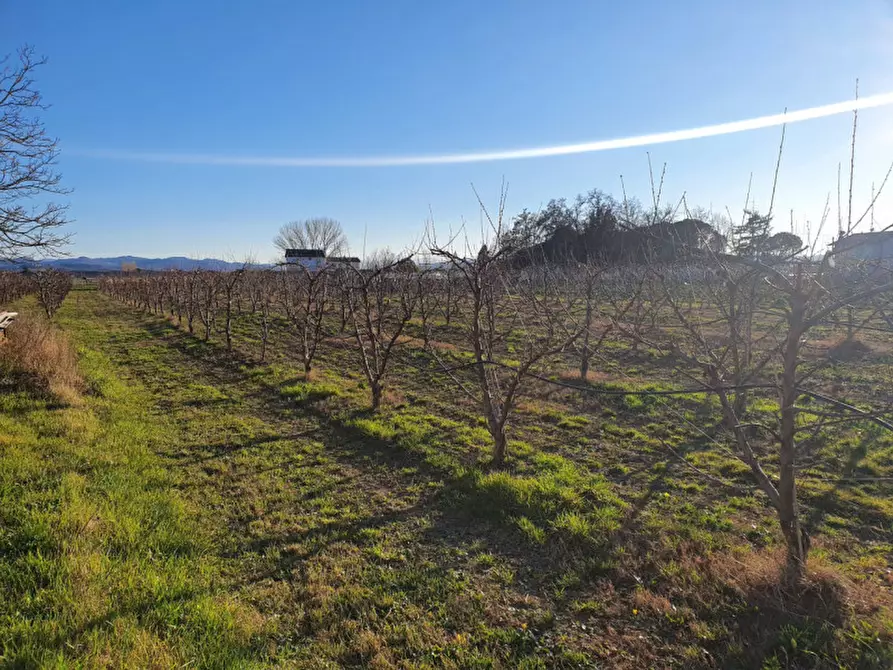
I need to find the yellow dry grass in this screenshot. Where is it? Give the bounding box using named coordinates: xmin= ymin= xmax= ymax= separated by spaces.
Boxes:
xmin=0 ymin=314 xmax=83 ymax=401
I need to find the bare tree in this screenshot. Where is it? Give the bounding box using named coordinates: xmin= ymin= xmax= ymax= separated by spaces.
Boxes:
xmin=572 ymin=261 xmax=622 ymax=381
xmin=430 ymin=191 xmax=583 ymax=466
xmin=278 ymin=266 xmax=330 ymax=378
xmin=415 ymin=269 xmax=443 ymax=347
xmin=221 ymin=267 xmax=246 ymax=351
xmin=363 ymin=247 xmax=397 ymax=270
xmin=629 ymin=250 xmax=893 ymax=580
xmin=440 ymin=266 xmax=462 ymax=326
xmin=32 ymin=269 xmax=71 ymax=319
xmin=1 ymin=47 xmax=69 ymax=260
xmin=196 ymin=271 xmax=222 ymax=341
xmin=245 ymin=270 xmax=277 ymax=362
xmin=169 ymin=271 xmax=186 ymax=327
xmin=344 ymin=259 xmax=419 ymax=410
xmin=184 ymin=270 xmax=199 ymax=334
xmin=273 ymin=217 xmax=347 ymax=256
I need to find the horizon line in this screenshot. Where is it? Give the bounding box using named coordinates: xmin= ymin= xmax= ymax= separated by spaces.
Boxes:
xmin=68 ymin=91 xmax=893 ymax=168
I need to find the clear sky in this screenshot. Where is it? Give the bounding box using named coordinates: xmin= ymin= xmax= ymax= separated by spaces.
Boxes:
xmin=5 ymin=1 xmax=893 ymax=261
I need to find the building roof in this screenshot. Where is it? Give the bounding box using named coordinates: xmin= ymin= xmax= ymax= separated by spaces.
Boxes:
xmin=284 ymin=249 xmax=325 ymax=258
xmin=833 ymin=231 xmax=893 ymax=248
xmin=834 ymin=231 xmax=893 ymax=241
xmin=832 ymin=231 xmax=893 ymax=259
xmin=328 ymin=256 xmax=361 ymax=263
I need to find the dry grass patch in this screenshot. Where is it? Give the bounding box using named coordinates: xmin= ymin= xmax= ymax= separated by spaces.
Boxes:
xmin=709 ymin=547 xmax=893 ymax=620
xmin=0 ymin=313 xmax=83 ymax=401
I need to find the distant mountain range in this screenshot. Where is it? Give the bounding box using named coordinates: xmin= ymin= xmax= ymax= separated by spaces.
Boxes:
xmin=0 ymin=256 xmax=269 ymax=273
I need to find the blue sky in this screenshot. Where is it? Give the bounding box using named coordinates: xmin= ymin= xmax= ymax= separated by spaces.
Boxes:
xmin=5 ymin=1 xmax=893 ymax=261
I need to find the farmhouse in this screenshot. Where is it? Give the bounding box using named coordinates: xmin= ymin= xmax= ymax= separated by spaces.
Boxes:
xmin=284 ymin=248 xmax=325 ymax=271
xmin=327 ymin=256 xmax=361 ymax=271
xmin=284 ymin=250 xmax=361 ymax=271
xmin=832 ymin=231 xmax=893 ymax=262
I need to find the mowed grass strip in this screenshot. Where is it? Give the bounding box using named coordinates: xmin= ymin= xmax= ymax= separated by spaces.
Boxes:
xmin=53 ymin=290 xmax=604 ymax=667
xmin=0 ymin=299 xmax=266 ymax=667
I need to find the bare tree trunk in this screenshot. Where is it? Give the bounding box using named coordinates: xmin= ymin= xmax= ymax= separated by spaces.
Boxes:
xmin=260 ymin=311 xmax=269 ymax=363
xmin=489 ymin=416 xmax=507 ymax=467
xmin=580 ymin=298 xmax=593 ymax=380
xmin=225 ymin=304 xmax=233 ymax=350
xmin=371 ymin=380 xmax=383 ymax=411
xmin=779 ymin=296 xmax=807 ymax=577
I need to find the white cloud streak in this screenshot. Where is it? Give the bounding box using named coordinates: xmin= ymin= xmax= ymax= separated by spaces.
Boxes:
xmin=71 ymin=92 xmax=893 ymax=168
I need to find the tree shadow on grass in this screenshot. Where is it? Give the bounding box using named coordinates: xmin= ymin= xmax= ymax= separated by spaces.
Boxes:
xmin=169 ymin=428 xmax=324 ymax=466
xmin=92 ymin=299 xmax=893 ymax=665
xmin=241 ymin=499 xmax=430 ymax=572
xmin=126 ymin=308 xmax=706 ymax=580
xmin=803 ymin=430 xmax=893 ymax=545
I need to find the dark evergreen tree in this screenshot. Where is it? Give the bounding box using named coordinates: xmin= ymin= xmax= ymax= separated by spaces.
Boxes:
xmin=732 ymin=211 xmax=772 ymax=258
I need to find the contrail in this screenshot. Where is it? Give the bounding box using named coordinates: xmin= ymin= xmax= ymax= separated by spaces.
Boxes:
xmin=73 ymin=92 xmax=893 ymax=167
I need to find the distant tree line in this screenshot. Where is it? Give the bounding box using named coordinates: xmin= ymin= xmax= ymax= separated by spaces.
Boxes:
xmin=0 ymin=272 xmax=31 ymax=307
xmin=501 ymin=188 xmax=803 ymax=265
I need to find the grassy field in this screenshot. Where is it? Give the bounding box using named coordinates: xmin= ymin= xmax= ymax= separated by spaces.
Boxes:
xmin=2 ymin=286 xmax=893 ymax=668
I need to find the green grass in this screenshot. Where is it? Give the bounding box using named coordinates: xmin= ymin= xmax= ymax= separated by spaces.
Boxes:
xmin=3 ymin=288 xmax=893 ymax=668
xmin=0 ymin=309 xmax=264 ymax=667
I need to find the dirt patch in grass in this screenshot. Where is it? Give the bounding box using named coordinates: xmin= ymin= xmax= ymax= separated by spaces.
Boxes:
xmin=826 ymin=337 xmax=874 ymax=361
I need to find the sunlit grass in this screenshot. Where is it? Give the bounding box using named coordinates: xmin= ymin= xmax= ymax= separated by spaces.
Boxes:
xmin=3 ymin=288 xmax=892 ymax=668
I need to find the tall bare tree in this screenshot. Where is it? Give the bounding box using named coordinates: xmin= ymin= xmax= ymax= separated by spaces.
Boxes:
xmin=343 ymin=259 xmax=419 ymax=410
xmin=273 ymin=217 xmax=347 ymax=256
xmin=430 ymin=191 xmax=583 ymax=466
xmin=1 ymin=47 xmax=69 ymax=260
xmin=278 ymin=266 xmax=330 ymax=378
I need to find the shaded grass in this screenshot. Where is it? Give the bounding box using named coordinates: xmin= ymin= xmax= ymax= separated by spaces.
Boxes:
xmin=5 ymin=288 xmax=893 ymax=668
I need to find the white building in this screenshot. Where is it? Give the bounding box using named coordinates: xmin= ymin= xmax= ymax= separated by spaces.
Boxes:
xmin=284 ymin=249 xmax=325 ymax=272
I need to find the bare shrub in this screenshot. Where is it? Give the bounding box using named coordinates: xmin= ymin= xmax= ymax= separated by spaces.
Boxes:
xmin=32 ymin=268 xmax=72 ymax=319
